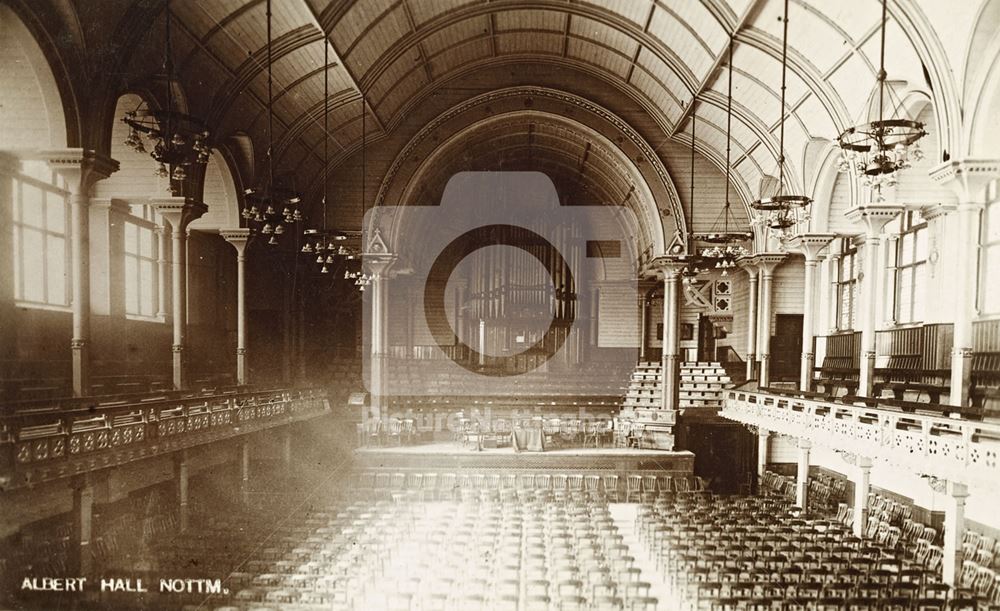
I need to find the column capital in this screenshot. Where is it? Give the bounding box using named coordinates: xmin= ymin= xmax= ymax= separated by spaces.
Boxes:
xmin=787 ymin=233 xmax=836 ymax=262
xmin=917 ymin=202 xmax=958 ymax=221
xmin=364 ymin=252 xmax=398 ymax=278
xmin=220 ymin=228 xmax=251 ymax=256
xmin=929 ymin=159 xmax=1000 ymax=204
xmin=797 ymin=438 xmax=812 ymax=450
xmin=755 ymin=253 xmax=786 ymax=277
xmin=89 ymin=197 xmax=132 ymax=216
xmin=649 ymin=254 xmax=690 ymax=280
xmin=845 ymin=203 xmax=904 ymax=238
xmin=737 ymin=255 xmax=759 ymax=277
xmin=152 ymin=197 xmax=208 ymax=232
xmin=39 ymin=149 xmax=119 ymax=194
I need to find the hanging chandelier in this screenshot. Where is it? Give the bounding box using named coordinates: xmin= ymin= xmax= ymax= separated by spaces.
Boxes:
xmin=836 ymin=0 xmax=925 ymax=193
xmin=241 ymin=0 xmax=302 ymax=245
xmin=122 ymin=4 xmax=210 ymax=185
xmin=750 ymin=0 xmax=812 ymax=236
xmin=697 ymin=36 xmax=750 ymax=276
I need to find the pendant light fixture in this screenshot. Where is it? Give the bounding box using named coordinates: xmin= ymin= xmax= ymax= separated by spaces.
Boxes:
xmin=345 ymin=97 xmax=372 ymax=291
xmin=242 ymin=0 xmax=302 ymax=245
xmin=122 ymin=3 xmax=210 ymax=189
xmin=750 ymin=0 xmax=811 ymax=235
xmin=836 ymin=0 xmax=925 ymax=194
xmin=681 ymin=99 xmax=707 ymax=284
xmin=302 ymin=29 xmax=338 ymax=273
xmin=699 ymin=35 xmax=751 ymax=276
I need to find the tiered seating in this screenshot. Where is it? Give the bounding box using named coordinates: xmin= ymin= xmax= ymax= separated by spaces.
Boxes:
xmin=759 ymin=471 xmax=847 ymax=515
xmin=679 ymin=363 xmax=731 ymax=410
xmin=635 ymin=494 xmax=964 ymax=609
xmin=959 ymin=530 xmax=1000 ymax=605
xmin=350 ymin=470 xmax=708 ymax=506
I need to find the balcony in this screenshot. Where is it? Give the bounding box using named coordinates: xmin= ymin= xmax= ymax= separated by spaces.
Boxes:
xmin=721 ymin=388 xmax=1000 ymax=489
xmin=0 ymin=387 xmax=330 ymax=490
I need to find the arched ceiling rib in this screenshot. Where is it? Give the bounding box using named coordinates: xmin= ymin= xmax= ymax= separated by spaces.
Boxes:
xmin=167 ymin=0 xmax=934 ymax=199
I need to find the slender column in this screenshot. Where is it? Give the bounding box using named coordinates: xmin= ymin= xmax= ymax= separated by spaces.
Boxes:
xmin=282 ymin=427 xmax=293 ymax=470
xmin=44 ymin=151 xmax=118 ymax=396
xmin=221 ymin=229 xmax=250 ymax=385
xmin=0 ymin=154 xmax=17 ymax=375
xmin=756 ymin=428 xmax=770 ymax=478
xmin=654 ymin=258 xmax=686 ymax=415
xmin=155 ymin=225 xmax=169 ymax=319
xmin=939 ymin=480 xmax=970 ymax=586
xmin=174 ymin=450 xmax=189 ymax=531
xmin=590 ymin=287 xmax=600 ymax=347
xmin=795 ymin=438 xmax=811 ymax=510
xmin=846 ymin=204 xmax=903 ymax=397
xmin=239 ymin=439 xmax=250 ymax=504
xmin=930 ymin=161 xmax=998 ymax=407
xmin=366 ymin=250 xmax=397 ymax=421
xmin=825 ymin=248 xmax=842 ymax=333
xmin=852 ymin=456 xmax=872 ymax=537
xmin=739 ymin=259 xmax=759 ymax=380
xmin=70 ymin=475 xmax=94 ymax=575
xmin=152 ymin=198 xmax=207 ymax=390
xmin=789 ymin=235 xmax=835 ymax=391
xmin=756 ymin=255 xmax=786 ymax=387
xmin=639 ymin=290 xmax=649 ymax=361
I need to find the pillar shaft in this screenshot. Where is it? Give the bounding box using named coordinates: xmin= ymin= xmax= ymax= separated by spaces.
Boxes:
xmin=942 ymin=481 xmax=969 ymax=587
xmin=661 ymin=270 xmax=681 ymax=413
xmin=171 ymin=228 xmax=186 ymax=389
xmin=175 ymin=452 xmax=189 ymax=531
xmin=756 ymin=429 xmax=770 ymax=478
xmin=796 ymin=439 xmax=811 ymax=510
xmin=71 ymin=477 xmax=94 ymax=575
xmin=221 ymin=230 xmax=250 ymax=386
xmin=759 ymin=270 xmax=774 ymax=387
xmin=156 ymin=226 xmax=168 ymax=319
xmin=950 ymin=204 xmax=980 ymax=407
xmin=639 ymin=292 xmax=648 ymax=361
xmin=367 ymin=253 xmax=396 ymax=421
xmin=745 ymin=267 xmax=759 ymax=380
xmin=800 ymin=259 xmax=819 ymax=390
xmin=852 ymin=458 xmax=872 ymax=537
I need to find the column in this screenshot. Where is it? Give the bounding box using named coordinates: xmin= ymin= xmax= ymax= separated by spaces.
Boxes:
xmin=366 ymin=251 xmax=397 ymax=421
xmin=756 ymin=428 xmax=770 ymax=478
xmin=152 ymin=197 xmax=207 ymax=390
xmin=239 ymin=439 xmax=250 ymax=504
xmin=941 ymin=480 xmax=970 ymax=586
xmin=155 ymin=225 xmax=169 ymax=319
xmin=845 ymin=204 xmax=903 ymax=397
xmin=789 ymin=235 xmax=835 ymax=391
xmin=654 ymin=257 xmax=686 ymax=414
xmin=795 ymin=438 xmax=811 ymax=510
xmin=221 ymin=229 xmax=250 ymax=385
xmin=590 ymin=287 xmax=600 ymax=347
xmin=43 ymin=150 xmax=119 ymax=396
xmin=282 ymin=427 xmax=293 ymax=470
xmin=738 ymin=258 xmax=759 ymax=380
xmin=756 ymin=255 xmax=786 ymax=387
xmin=639 ymin=290 xmax=649 ymax=361
xmin=174 ymin=450 xmax=189 ymax=531
xmin=852 ymin=455 xmax=872 ymax=537
xmin=70 ymin=475 xmax=94 ymax=575
xmin=930 ymin=160 xmax=998 ymax=407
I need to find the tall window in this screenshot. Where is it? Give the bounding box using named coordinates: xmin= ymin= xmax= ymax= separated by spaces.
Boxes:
xmin=836 ymin=239 xmax=861 ymax=330
xmin=11 ymin=161 xmax=69 ymax=308
xmin=981 ymin=192 xmax=1000 ymax=315
xmin=890 ymin=211 xmax=927 ymax=324
xmin=124 ymin=205 xmax=159 ymax=318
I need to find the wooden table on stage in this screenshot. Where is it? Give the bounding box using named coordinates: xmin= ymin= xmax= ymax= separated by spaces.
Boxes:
xmin=512 ymin=419 xmax=545 ymax=452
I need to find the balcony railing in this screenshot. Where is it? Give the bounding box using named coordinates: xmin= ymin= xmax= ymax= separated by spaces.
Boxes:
xmin=0 ymin=387 xmax=330 ymax=490
xmin=721 ymin=388 xmax=1000 ymax=490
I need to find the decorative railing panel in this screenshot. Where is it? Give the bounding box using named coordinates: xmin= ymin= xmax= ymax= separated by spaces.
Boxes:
xmin=0 ymin=388 xmax=329 ymax=489
xmin=721 ymin=389 xmax=1000 ymax=489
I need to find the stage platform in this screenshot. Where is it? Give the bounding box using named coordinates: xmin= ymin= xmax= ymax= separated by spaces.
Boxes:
xmin=353 ymin=442 xmax=694 ymax=475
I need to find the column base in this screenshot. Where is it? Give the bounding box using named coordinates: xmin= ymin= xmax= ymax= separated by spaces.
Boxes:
xmin=71 ymin=339 xmax=89 ymax=397
xmin=800 ymin=352 xmax=815 ymax=392
xmin=746 ymin=354 xmax=756 ymax=381
xmin=859 ymin=350 xmax=876 ymax=397
xmin=236 ymin=348 xmax=247 ymax=386
xmin=172 ymin=344 xmax=185 ymax=390
xmin=950 ymin=348 xmax=973 ymax=407
xmin=759 ymin=355 xmax=770 ymax=387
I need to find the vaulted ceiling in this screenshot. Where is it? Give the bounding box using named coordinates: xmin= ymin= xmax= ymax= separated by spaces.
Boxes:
xmin=163 ymin=0 xmax=933 ymax=206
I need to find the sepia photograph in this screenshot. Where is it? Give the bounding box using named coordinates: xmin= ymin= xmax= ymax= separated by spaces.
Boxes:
xmin=1 ymin=0 xmax=999 ymax=609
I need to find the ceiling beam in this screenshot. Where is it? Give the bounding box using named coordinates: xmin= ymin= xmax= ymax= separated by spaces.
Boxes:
xmin=669 ymin=0 xmax=768 ymax=137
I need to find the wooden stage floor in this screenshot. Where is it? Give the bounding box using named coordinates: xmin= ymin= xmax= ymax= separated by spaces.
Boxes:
xmin=353 ymin=442 xmax=695 ymax=474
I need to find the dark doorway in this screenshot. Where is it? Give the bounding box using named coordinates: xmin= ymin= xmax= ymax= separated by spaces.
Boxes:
xmin=697 ymin=314 xmax=716 ymax=362
xmin=770 ymin=313 xmax=803 ymax=382
xmin=675 ymin=419 xmax=756 ymax=495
